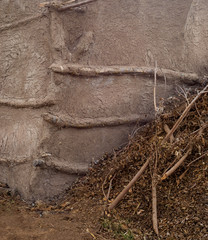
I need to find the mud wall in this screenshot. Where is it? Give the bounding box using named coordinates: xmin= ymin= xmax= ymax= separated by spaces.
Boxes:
xmin=0 ymin=0 xmax=207 ymax=201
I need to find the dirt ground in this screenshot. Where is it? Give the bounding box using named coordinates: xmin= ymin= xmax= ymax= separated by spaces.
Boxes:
xmin=0 ymin=196 xmax=103 ymax=240
xmin=0 ymin=157 xmax=207 ymax=240
xmin=0 ymin=90 xmax=208 ymax=240
xmin=0 ymin=156 xmax=207 ymax=240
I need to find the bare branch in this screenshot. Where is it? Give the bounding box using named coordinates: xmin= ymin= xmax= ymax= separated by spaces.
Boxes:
xmin=176 ymin=85 xmax=190 ymax=105
xmin=152 ymin=149 xmax=159 ymax=235
xmin=106 ymin=174 xmax=116 ymax=201
xmin=187 ymin=150 xmax=208 ymax=167
xmin=163 ymin=124 xmax=174 ymax=144
xmin=154 ymin=61 xmax=158 ymax=113
xmin=161 ymin=84 xmax=208 ymax=144
xmin=161 ymin=146 xmax=192 ymax=180
xmin=108 ymin=158 xmax=150 ymax=210
xmin=152 ymin=175 xmax=159 ymax=235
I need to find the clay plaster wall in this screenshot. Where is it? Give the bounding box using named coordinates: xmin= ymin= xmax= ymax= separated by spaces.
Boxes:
xmin=0 ymin=0 xmax=207 ymax=201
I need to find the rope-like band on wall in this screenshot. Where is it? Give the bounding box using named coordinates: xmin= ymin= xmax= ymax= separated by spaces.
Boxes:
xmin=42 ymin=112 xmax=152 ymax=128
xmin=0 ymin=98 xmax=55 ymax=108
xmin=50 ymin=63 xmax=203 ymax=85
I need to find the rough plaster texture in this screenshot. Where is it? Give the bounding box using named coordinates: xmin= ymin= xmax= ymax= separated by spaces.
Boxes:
xmin=0 ymin=0 xmax=208 ymax=201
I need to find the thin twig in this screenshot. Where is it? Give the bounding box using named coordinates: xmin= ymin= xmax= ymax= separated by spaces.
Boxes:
xmin=176 ymin=85 xmax=190 ymax=105
xmin=161 ymin=84 xmax=208 ymax=144
xmin=154 ymin=61 xmax=158 ymax=113
xmin=161 ymin=146 xmax=193 ymax=180
xmin=162 ymin=156 xmax=179 ymax=177
xmin=102 ymin=179 xmax=107 ymax=200
xmin=194 ymin=102 xmax=202 ymax=119
xmin=163 ymin=123 xmax=207 ymax=176
xmin=187 ymin=150 xmax=208 ymax=167
xmin=152 ymin=175 xmax=159 ymax=235
xmin=152 ymin=149 xmax=159 ymax=235
xmin=161 ymin=68 xmax=167 ymax=92
xmin=163 ymin=124 xmax=174 ymax=144
xmin=102 ymin=172 xmax=111 ymax=200
xmin=177 ymin=168 xmax=190 ymax=185
xmin=106 ymin=174 xmax=116 ymax=201
xmin=108 ymin=158 xmax=150 ymax=210
xmin=190 ymin=122 xmax=208 ymax=135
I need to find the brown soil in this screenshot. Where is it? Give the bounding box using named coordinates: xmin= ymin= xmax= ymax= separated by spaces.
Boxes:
xmin=0 ymin=91 xmax=207 ymax=240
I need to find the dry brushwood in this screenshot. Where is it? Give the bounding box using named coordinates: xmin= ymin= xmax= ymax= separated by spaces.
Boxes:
xmin=162 ymin=122 xmax=208 ymax=180
xmin=154 ymin=61 xmax=158 ymax=113
xmin=37 ymin=88 xmax=208 ymax=238
xmin=152 ymin=149 xmax=159 ymax=235
xmin=162 ymin=84 xmax=208 ymax=144
xmin=152 ymin=173 xmax=158 ymax=235
xmin=108 ymin=158 xmax=150 ymax=210
xmin=106 ymin=175 xmax=116 ymax=201
xmin=102 ymin=171 xmax=112 ymax=201
xmin=187 ymin=150 xmax=208 ymax=167
xmin=107 ymin=86 xmax=208 ymax=234
xmin=164 ymin=124 xmax=174 ymax=144
xmin=161 ymin=146 xmax=193 ymax=180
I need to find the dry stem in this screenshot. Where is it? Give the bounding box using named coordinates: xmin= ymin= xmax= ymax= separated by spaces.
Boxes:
xmin=161 ymin=146 xmax=193 ymax=180
xmin=164 ymin=124 xmax=174 ymax=144
xmin=187 ymin=150 xmax=208 ymax=167
xmin=108 ymin=158 xmax=150 ymax=211
xmin=102 ymin=171 xmax=113 ymax=200
xmin=152 ymin=149 xmax=159 ymax=235
xmin=106 ymin=174 xmax=116 ymax=201
xmin=152 ymin=175 xmax=159 ymax=235
xmin=162 ymin=84 xmax=208 ymax=144
xmin=154 ymin=61 xmax=158 ymax=113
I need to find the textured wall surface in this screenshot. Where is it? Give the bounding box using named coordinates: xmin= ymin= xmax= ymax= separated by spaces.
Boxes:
xmin=0 ymin=0 xmax=207 ymax=201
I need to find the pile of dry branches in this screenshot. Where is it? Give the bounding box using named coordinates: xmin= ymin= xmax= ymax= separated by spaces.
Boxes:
xmin=31 ymin=84 xmax=207 ymax=238
xmin=105 ymin=84 xmax=208 ymax=235
xmin=48 ymin=83 xmax=207 ymax=238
